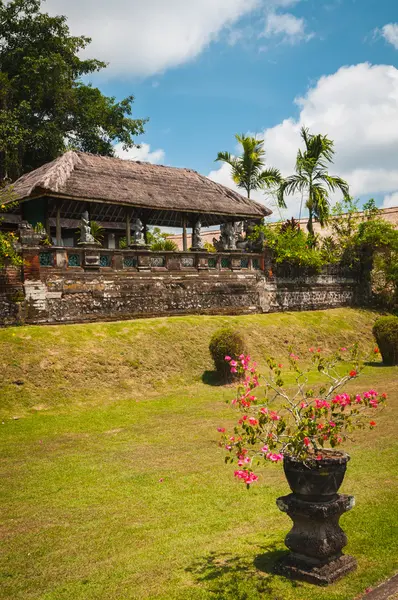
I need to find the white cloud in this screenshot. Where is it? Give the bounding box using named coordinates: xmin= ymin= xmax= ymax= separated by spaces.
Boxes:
xmin=114 ymin=143 xmax=165 ymax=164
xmin=380 ymin=23 xmax=398 ymax=49
xmin=208 ymin=63 xmax=398 ymax=218
xmin=44 ymin=0 xmax=260 ymax=77
xmin=382 ymin=192 xmax=398 ymax=209
xmin=264 ymin=12 xmax=309 ymax=43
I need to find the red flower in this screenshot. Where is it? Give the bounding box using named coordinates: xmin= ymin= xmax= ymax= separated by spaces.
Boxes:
xmin=349 ymin=370 xmax=358 ymax=378
xmin=303 ymin=437 xmax=311 ymax=447
xmin=217 ymin=427 xmax=226 ymax=433
xmin=369 ymin=421 xmax=376 ymax=427
xmin=374 ymin=347 xmax=379 ymax=354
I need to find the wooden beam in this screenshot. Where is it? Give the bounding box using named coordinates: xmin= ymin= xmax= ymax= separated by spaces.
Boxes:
xmin=56 ymin=203 xmax=62 ymax=246
xmin=182 ymin=215 xmax=187 ymax=251
xmin=125 ymin=208 xmax=131 ymax=247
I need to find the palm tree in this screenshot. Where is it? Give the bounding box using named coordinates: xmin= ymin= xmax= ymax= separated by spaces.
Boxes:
xmin=216 ymin=134 xmax=282 ymax=198
xmin=278 ymin=127 xmax=349 ymax=236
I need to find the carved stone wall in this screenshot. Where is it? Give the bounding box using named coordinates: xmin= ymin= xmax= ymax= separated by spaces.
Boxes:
xmin=0 ymin=259 xmax=359 ymax=326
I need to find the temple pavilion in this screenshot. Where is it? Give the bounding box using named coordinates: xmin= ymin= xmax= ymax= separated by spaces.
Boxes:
xmin=2 ymin=151 xmax=271 ymax=250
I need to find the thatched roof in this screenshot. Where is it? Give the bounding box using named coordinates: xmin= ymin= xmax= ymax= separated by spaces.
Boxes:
xmin=7 ymin=151 xmax=271 ymax=227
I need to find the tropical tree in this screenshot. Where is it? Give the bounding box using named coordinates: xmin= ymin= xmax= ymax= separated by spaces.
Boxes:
xmin=216 ymin=134 xmax=282 ymax=199
xmin=0 ymin=0 xmax=147 ymax=181
xmin=278 ymin=127 xmax=349 ymax=236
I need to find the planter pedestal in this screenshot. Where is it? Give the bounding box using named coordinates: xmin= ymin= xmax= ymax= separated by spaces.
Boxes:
xmin=275 ymin=493 xmax=357 ymax=585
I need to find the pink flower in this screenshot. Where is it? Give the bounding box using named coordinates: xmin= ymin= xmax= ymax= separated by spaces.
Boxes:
xmin=261 ymin=445 xmax=269 ymax=453
xmin=248 ymin=417 xmax=258 ymax=426
xmin=260 ymin=407 xmax=268 ymax=414
xmin=369 ymin=399 xmax=378 ymax=408
xmin=340 ymin=347 xmax=347 ymax=352
xmin=230 ymin=367 xmax=238 ymax=374
xmin=329 ymin=422 xmax=336 ymax=428
xmin=230 ymin=360 xmax=237 ymax=367
xmin=225 ymin=445 xmax=232 ymax=451
xmin=266 ymin=452 xmax=283 ymax=462
xmin=308 ymin=347 xmax=314 ymax=353
xmin=234 ymin=470 xmax=258 ymax=484
xmin=270 ymin=411 xmax=281 ymax=421
xmin=300 ymin=401 xmax=308 ymax=408
xmin=289 ymin=353 xmax=299 ymax=360
xmin=217 ymin=427 xmax=226 ymax=433
xmin=225 ymin=355 xmax=231 ymax=361
xmin=315 ymin=399 xmax=330 ymax=409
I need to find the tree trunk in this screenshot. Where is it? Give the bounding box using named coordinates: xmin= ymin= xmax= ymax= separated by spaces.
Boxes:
xmin=307 ymin=210 xmax=314 ymax=236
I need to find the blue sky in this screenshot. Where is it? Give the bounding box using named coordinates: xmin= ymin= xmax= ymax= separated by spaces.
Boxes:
xmin=46 ymin=0 xmax=398 ymax=217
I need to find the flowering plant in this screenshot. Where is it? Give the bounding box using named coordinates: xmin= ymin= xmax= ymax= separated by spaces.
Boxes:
xmin=218 ymin=346 xmax=386 ymax=487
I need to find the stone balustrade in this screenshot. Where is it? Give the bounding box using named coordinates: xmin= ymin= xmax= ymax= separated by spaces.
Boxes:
xmin=32 ymin=246 xmax=264 ymax=273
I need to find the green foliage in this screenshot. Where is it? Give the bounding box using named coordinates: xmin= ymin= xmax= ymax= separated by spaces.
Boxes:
xmin=278 ymin=127 xmax=349 ymax=235
xmin=203 ymin=241 xmax=216 ymax=253
xmin=251 ymin=223 xmax=328 ymax=271
xmin=147 ymin=227 xmax=178 ymax=251
xmin=0 ymin=230 xmax=21 ymax=268
xmin=119 ymin=237 xmax=127 ymax=249
xmin=151 ymin=239 xmax=178 ymax=252
xmin=89 ymin=221 xmax=105 ymax=245
xmin=0 ymin=186 xmax=22 ymax=267
xmin=373 ymin=316 xmax=398 ymax=366
xmin=216 ymin=134 xmax=282 ymax=198
xmin=0 ymin=0 xmax=147 ymax=180
xmin=209 ymin=328 xmax=247 ymax=382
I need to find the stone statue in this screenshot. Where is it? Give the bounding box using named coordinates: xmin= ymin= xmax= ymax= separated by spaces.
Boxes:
xmin=130 ymin=217 xmax=145 ymax=246
xmin=220 ymin=222 xmax=237 ymax=251
xmin=192 ymin=219 xmax=204 ymax=250
xmin=80 ymin=211 xmax=95 ymax=244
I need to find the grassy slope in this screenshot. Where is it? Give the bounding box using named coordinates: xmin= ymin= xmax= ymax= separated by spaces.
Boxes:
xmin=1 ymin=308 xmax=397 ymax=600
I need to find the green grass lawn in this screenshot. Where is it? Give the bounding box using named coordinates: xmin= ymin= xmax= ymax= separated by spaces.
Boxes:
xmin=1 ymin=309 xmax=397 ymax=599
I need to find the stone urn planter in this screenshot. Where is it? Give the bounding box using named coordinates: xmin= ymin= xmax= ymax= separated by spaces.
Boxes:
xmin=219 ymin=349 xmax=387 ymax=587
xmin=274 ymin=451 xmax=357 ymax=585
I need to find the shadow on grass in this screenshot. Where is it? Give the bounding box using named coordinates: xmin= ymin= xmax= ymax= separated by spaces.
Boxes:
xmin=186 ymin=543 xmax=300 ymax=599
xmin=201 ymin=370 xmax=225 ymax=387
xmin=363 ymin=361 xmax=390 ymax=368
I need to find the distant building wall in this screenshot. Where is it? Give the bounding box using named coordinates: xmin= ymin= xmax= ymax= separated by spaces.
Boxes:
xmin=168 ymin=206 xmax=398 ymax=250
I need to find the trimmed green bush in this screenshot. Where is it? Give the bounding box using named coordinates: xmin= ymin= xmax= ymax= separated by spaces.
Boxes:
xmin=209 ymin=327 xmax=247 ymax=382
xmin=373 ymin=316 xmax=398 ymax=366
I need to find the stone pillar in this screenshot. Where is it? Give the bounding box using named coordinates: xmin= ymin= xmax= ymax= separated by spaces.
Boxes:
xmin=137 ymin=252 xmax=151 ymax=271
xmin=231 ymin=256 xmax=242 ymax=271
xmin=275 ymin=493 xmax=357 ymax=585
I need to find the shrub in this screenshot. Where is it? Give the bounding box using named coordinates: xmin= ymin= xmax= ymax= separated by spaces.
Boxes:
xmin=373 ymin=316 xmax=398 ymax=366
xmin=209 ymin=328 xmax=247 ymax=382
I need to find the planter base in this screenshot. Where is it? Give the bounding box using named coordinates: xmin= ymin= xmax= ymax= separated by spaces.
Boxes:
xmin=275 ymin=493 xmax=356 ymax=585
xmin=275 ymin=553 xmax=357 ymax=585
